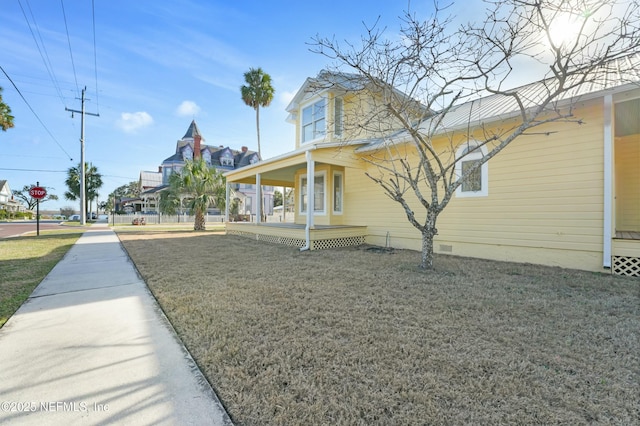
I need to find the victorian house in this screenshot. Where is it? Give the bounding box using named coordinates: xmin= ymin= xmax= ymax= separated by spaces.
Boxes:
xmin=130 ymin=120 xmax=274 ymax=216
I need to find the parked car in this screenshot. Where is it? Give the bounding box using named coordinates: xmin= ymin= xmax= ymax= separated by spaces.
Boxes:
xmin=69 ymin=214 xmax=80 ymax=221
xmin=87 ymin=213 xmax=97 ymax=220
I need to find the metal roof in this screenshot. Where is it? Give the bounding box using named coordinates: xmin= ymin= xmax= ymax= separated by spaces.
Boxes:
xmin=358 ymin=53 xmax=640 ymax=152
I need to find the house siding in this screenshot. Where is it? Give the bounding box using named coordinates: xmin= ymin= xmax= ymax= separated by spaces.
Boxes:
xmin=344 ymin=99 xmax=608 ymax=271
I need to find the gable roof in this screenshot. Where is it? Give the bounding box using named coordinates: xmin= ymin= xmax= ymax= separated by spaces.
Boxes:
xmin=139 ymin=171 xmax=162 ymax=189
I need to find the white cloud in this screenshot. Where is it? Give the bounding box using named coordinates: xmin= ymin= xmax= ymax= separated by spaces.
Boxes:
xmin=116 ymin=111 xmax=154 ymax=133
xmin=176 ymin=100 xmax=201 ymax=117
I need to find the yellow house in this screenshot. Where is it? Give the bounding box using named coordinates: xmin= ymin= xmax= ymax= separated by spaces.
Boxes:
xmin=225 ymin=61 xmax=640 ymax=276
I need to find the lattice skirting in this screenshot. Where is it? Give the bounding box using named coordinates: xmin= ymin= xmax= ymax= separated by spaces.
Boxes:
xmin=226 ymin=230 xmax=365 ymax=250
xmin=612 ymin=256 xmax=640 ymax=277
xmin=312 ymin=236 xmax=366 ymax=250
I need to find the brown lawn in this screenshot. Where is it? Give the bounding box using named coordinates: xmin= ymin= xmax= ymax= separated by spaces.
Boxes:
xmin=117 ymin=231 xmax=640 ymax=425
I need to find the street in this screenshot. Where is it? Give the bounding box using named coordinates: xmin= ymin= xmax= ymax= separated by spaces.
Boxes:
xmin=0 ymin=221 xmax=78 ymax=239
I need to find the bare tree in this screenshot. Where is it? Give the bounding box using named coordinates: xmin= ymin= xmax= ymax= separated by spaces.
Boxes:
xmin=312 ymin=0 xmax=640 ymax=269
xmin=12 ymin=185 xmax=58 ymax=210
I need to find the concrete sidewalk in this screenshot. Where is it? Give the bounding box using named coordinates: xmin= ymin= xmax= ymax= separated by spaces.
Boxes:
xmin=0 ymin=223 xmax=232 ymax=425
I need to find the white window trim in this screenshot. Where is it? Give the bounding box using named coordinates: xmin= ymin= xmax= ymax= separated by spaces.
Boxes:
xmin=299 ymin=171 xmax=327 ymax=215
xmin=300 ymin=96 xmax=327 ymax=144
xmin=333 ymin=171 xmax=343 ymax=214
xmin=455 ymin=142 xmax=489 ymax=198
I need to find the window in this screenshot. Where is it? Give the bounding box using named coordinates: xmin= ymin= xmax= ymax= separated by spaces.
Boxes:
xmin=334 ymin=97 xmax=343 ymax=138
xmin=302 ymin=98 xmax=326 ymax=143
xmin=300 ymin=173 xmax=325 ymax=213
xmin=182 ymin=146 xmax=193 ymax=161
xmin=333 ymin=172 xmax=343 ymax=213
xmin=202 ymin=150 xmax=211 ymax=165
xmin=220 ymin=152 xmax=234 ymax=167
xmin=461 ymin=159 xmax=482 ymax=192
xmin=455 ymin=142 xmax=488 ymax=198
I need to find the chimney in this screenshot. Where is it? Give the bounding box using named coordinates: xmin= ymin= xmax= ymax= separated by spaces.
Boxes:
xmin=194 ymin=134 xmax=202 ymax=159
xmin=241 ymin=146 xmax=248 ymax=153
xmin=158 ymin=166 xmax=162 ymax=173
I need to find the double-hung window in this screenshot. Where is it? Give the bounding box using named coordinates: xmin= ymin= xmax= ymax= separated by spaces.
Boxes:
xmin=302 ymin=98 xmax=326 ymax=143
xmin=334 ymin=97 xmax=343 ymax=138
xmin=333 ymin=172 xmax=343 ymax=213
xmin=455 ymin=142 xmax=488 ymax=198
xmin=300 ymin=173 xmax=325 ymax=213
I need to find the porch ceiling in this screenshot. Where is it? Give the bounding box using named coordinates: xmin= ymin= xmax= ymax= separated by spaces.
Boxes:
xmin=229 ymin=163 xmax=305 ymax=186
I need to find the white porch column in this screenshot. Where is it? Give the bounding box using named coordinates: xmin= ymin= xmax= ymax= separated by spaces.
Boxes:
xmin=225 ymin=183 xmax=230 ymax=222
xmin=301 ymin=150 xmax=315 ymax=251
xmin=603 ymin=94 xmax=613 ymax=268
xmin=256 ymin=173 xmax=262 ymax=225
xmin=307 ymin=151 xmax=315 ymax=230
xmin=282 ymin=186 xmax=287 ymax=222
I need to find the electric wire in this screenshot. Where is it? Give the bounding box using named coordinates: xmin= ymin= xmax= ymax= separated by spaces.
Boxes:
xmin=17 ymin=0 xmax=67 ymax=108
xmin=91 ymin=0 xmax=100 ymax=114
xmin=0 ymin=167 xmax=67 ymax=173
xmin=0 ymin=65 xmax=74 ymax=161
xmin=60 ymin=0 xmax=80 ymax=97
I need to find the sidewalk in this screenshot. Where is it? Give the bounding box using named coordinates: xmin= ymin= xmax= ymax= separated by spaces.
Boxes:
xmin=0 ymin=223 xmax=232 ymax=425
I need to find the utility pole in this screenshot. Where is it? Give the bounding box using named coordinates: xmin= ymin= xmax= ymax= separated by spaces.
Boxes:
xmin=66 ymin=87 xmax=99 ymax=226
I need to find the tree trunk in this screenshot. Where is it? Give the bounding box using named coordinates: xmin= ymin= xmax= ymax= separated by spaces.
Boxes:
xmin=194 ymin=210 xmax=206 ymax=231
xmin=420 ymin=211 xmax=439 ymax=270
xmin=255 ymin=106 xmax=261 ymax=159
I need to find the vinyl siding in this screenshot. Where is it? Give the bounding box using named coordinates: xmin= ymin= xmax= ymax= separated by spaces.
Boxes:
xmin=344 ymin=99 xmax=608 ymax=271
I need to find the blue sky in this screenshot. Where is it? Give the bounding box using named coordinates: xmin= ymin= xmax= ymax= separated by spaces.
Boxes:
xmin=0 ymin=0 xmax=486 ymax=211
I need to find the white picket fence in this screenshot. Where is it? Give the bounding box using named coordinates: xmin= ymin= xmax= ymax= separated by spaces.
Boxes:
xmin=109 ymin=213 xmax=225 ymax=225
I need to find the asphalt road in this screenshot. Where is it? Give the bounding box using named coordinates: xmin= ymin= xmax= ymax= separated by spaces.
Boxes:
xmin=0 ymin=221 xmax=80 ymax=238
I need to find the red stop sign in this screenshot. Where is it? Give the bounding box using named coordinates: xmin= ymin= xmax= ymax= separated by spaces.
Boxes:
xmin=29 ymin=186 xmax=47 ymax=200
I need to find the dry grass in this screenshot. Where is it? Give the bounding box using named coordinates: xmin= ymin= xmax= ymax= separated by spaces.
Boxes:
xmin=0 ymin=231 xmax=83 ymax=327
xmin=117 ymin=231 xmax=640 ymax=425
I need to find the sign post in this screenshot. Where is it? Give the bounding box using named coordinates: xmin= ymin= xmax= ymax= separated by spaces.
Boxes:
xmin=29 ymin=183 xmax=47 ymax=236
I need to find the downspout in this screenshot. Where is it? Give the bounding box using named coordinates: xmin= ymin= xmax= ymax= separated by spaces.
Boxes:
xmin=300 ymin=150 xmax=314 ymax=251
xmin=224 ymin=182 xmax=230 ymax=223
xmin=602 ymin=94 xmax=613 ymax=268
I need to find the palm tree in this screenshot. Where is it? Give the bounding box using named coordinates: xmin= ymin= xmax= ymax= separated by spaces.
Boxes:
xmin=0 ymin=87 xmax=14 ymax=131
xmin=164 ymin=158 xmax=225 ymax=231
xmin=240 ymin=67 xmax=275 ymax=159
xmin=241 ymin=67 xmax=274 ymax=221
xmin=65 ymin=162 xmax=103 ymax=216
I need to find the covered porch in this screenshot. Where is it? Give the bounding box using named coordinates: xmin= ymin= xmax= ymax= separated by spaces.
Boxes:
xmin=610 ymin=95 xmax=640 ymax=276
xmin=224 ymin=144 xmax=367 ymax=250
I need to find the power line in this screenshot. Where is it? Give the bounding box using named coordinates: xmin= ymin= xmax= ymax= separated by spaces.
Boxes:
xmin=18 ymin=0 xmax=67 ymax=108
xmin=60 ymin=0 xmax=80 ymax=97
xmin=0 ymin=65 xmax=74 ymax=161
xmin=92 ymin=0 xmax=100 ymax=114
xmin=0 ymin=167 xmax=67 ymax=173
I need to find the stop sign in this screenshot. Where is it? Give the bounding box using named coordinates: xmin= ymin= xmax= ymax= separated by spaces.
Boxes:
xmin=29 ymin=186 xmax=47 ymax=200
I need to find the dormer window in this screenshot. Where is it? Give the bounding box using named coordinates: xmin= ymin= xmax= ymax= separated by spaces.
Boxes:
xmin=220 ymin=151 xmax=234 ymax=167
xmin=202 ymin=150 xmax=211 ymax=165
xmin=302 ymin=98 xmax=326 ymax=143
xmin=183 ymin=146 xmax=193 ymax=161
